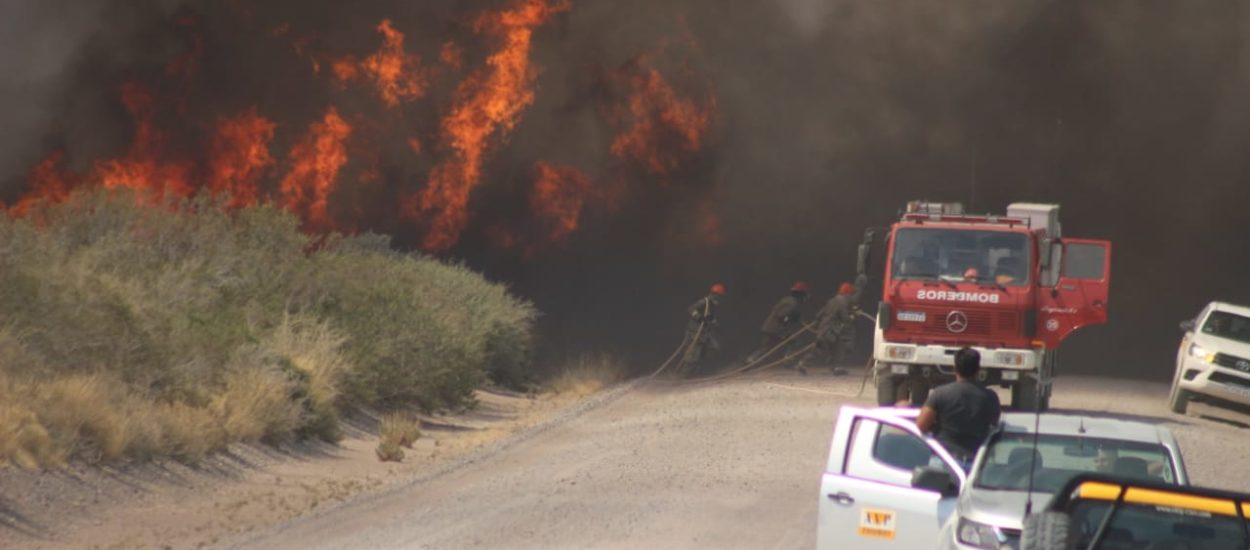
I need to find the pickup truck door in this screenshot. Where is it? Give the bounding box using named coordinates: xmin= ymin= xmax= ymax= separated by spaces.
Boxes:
xmin=817 ymin=407 xmax=968 ymax=549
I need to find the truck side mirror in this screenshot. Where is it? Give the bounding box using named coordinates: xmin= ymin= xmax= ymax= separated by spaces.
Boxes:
xmin=1039 ymin=238 xmax=1053 ymax=269
xmin=911 ymin=466 xmax=958 ymax=497
xmin=1180 ymin=319 xmax=1196 ymax=332
xmin=857 ymin=243 xmax=871 ymax=276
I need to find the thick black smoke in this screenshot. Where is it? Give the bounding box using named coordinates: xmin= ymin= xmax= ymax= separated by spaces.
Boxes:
xmin=4 ymin=1 xmax=1249 ymax=381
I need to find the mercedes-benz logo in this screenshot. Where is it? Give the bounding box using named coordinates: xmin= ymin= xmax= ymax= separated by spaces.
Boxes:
xmin=1237 ymin=360 xmax=1250 ymax=373
xmin=946 ymin=311 xmax=968 ymax=333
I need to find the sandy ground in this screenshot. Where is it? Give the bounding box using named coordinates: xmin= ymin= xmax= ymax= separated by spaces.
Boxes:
xmin=0 ymin=386 xmax=602 ymax=550
xmin=4 ymin=369 xmax=1250 ymax=549
xmin=222 ymin=370 xmax=1250 ymax=550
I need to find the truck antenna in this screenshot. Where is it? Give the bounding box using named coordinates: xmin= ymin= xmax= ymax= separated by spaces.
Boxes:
xmin=1023 ymin=386 xmax=1043 ymax=516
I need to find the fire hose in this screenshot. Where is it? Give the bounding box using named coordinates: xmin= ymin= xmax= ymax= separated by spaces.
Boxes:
xmin=653 ymin=309 xmax=879 ymax=384
xmin=647 ymin=321 xmax=701 ymax=379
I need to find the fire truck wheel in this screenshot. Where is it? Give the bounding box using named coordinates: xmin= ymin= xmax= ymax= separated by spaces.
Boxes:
xmin=876 ymin=375 xmax=897 ymax=407
xmin=1012 ymin=379 xmax=1049 ymax=412
xmin=908 ymin=376 xmax=930 ymax=407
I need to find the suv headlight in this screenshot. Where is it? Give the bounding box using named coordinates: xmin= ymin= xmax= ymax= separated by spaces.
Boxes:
xmin=1189 ymin=343 xmax=1214 ymax=363
xmin=956 ymin=517 xmax=1005 ymax=549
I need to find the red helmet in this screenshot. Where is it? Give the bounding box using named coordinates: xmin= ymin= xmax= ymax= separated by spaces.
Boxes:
xmin=963 ymin=267 xmax=979 ymax=281
xmin=790 ymin=281 xmax=810 ymax=293
xmin=837 ymin=282 xmax=854 ymax=296
xmin=709 ymin=283 xmax=727 ymax=296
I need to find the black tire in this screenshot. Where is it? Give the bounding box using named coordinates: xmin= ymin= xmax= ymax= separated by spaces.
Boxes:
xmin=876 ymin=374 xmax=898 ymax=406
xmin=908 ymin=376 xmax=930 ymax=407
xmin=1169 ymin=385 xmax=1191 ymax=414
xmin=1013 ymin=377 xmax=1049 ymax=412
xmin=1020 ymin=511 xmax=1074 ymax=550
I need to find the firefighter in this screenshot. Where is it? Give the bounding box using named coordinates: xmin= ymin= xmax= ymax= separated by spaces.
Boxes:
xmin=678 ymin=283 xmax=725 ymax=375
xmin=749 ymin=281 xmax=810 ymax=364
xmin=802 ymin=275 xmax=865 ymax=375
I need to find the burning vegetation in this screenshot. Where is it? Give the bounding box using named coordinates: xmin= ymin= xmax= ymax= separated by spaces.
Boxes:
xmin=6 ymin=0 xmax=720 ymax=256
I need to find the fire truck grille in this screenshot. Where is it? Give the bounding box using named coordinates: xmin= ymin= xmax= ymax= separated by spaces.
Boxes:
xmin=917 ymin=309 xmax=997 ymax=336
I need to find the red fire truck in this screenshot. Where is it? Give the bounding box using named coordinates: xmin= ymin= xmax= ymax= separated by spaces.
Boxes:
xmin=860 ymin=201 xmax=1111 ymax=411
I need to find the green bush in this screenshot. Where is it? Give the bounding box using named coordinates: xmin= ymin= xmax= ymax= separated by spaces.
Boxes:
xmin=0 ymin=189 xmax=535 ymax=466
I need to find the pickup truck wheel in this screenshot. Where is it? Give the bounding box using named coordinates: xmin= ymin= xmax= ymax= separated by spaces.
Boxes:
xmin=1020 ymin=511 xmax=1073 ymax=550
xmin=1169 ymin=384 xmax=1191 ymax=414
xmin=876 ymin=374 xmax=897 ymax=406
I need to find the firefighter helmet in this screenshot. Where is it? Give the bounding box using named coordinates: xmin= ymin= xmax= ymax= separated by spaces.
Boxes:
xmin=838 ymin=282 xmax=854 ymax=296
xmin=710 ymin=283 xmax=727 ymax=296
xmin=790 ymin=281 xmax=810 ymax=293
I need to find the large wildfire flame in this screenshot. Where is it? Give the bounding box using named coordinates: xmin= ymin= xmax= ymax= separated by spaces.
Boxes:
xmin=8 ymin=0 xmax=719 ymax=255
xmin=331 ymin=19 xmax=429 ymax=108
xmin=410 ymin=0 xmax=570 ymax=252
xmin=280 ymin=108 xmax=352 ymax=230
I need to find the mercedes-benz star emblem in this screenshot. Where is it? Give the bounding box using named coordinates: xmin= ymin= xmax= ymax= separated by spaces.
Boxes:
xmin=1237 ymin=360 xmax=1250 ymax=373
xmin=946 ymin=311 xmax=968 ymax=333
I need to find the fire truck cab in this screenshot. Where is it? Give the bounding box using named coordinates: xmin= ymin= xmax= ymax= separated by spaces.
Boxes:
xmin=865 ymin=201 xmax=1111 ymax=411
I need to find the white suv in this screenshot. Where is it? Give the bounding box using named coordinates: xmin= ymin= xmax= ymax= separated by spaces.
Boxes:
xmin=1169 ymin=301 xmax=1250 ymax=414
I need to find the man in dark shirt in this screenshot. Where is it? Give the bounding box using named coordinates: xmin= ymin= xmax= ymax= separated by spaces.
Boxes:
xmin=916 ymin=347 xmax=1002 ymax=470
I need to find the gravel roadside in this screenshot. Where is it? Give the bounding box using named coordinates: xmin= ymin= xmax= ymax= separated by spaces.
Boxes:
xmin=234 ymin=370 xmax=1250 ymax=549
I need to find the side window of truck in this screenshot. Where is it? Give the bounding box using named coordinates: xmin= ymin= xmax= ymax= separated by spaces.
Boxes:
xmin=1063 ymin=243 xmax=1106 ymax=280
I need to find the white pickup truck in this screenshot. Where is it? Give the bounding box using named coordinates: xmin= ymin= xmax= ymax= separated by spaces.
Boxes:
xmin=817 ymin=406 xmax=1187 ymax=549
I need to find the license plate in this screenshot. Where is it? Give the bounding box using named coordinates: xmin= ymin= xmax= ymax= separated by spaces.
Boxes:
xmin=1002 ymin=371 xmax=1020 ymax=381
xmin=891 ymin=364 xmax=909 ymax=375
xmin=897 ymin=311 xmax=926 ymax=322
xmin=1221 ymin=383 xmax=1250 ymax=397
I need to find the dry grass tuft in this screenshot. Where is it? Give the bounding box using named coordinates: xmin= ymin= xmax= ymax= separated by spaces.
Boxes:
xmin=548 ymin=354 xmax=626 ymax=398
xmin=376 ymin=412 xmax=421 ymax=462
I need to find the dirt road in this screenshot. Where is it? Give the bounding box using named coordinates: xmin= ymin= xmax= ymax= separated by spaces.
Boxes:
xmin=231 ymin=370 xmax=1250 ymax=550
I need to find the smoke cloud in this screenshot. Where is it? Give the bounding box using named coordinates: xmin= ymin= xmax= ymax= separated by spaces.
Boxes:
xmin=3 ymin=1 xmax=1249 ymax=380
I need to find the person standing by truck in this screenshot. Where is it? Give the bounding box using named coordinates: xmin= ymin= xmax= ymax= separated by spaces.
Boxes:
xmin=916 ymin=347 xmax=1001 ymax=471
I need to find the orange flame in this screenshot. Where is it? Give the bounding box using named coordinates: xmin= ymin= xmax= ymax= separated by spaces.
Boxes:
xmin=412 ymin=0 xmax=569 ymax=251
xmin=95 ymin=82 xmax=195 ymax=201
xmin=280 ymin=107 xmax=352 ymax=229
xmin=208 ymin=109 xmax=276 ymax=208
xmin=530 ymin=161 xmax=591 ymax=245
xmin=691 ymin=199 xmax=724 ymax=247
xmin=610 ymin=56 xmax=716 ymax=178
xmin=440 ymin=41 xmax=464 ymax=70
xmin=11 ymin=152 xmax=77 ymax=216
xmin=332 ymin=20 xmax=428 ymax=108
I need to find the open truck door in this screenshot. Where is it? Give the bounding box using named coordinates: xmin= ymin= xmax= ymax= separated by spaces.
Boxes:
xmin=1037 ymin=239 xmax=1112 ymax=349
xmin=817 ymin=407 xmax=967 ymax=549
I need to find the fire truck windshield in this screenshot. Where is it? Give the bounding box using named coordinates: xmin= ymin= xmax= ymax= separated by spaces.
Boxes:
xmin=891 ymin=228 xmax=1031 ymax=286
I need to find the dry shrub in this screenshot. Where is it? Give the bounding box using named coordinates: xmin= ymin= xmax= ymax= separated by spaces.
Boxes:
xmin=0 ymin=190 xmax=535 ymax=466
xmin=210 ymin=368 xmax=301 ymax=444
xmin=0 ymin=400 xmax=57 ymax=470
xmin=375 ymin=439 xmax=404 ymax=462
xmin=376 ymin=412 xmax=421 ymax=462
xmin=549 ymin=354 xmax=625 ymax=398
xmin=30 ymin=375 xmax=134 ymax=464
